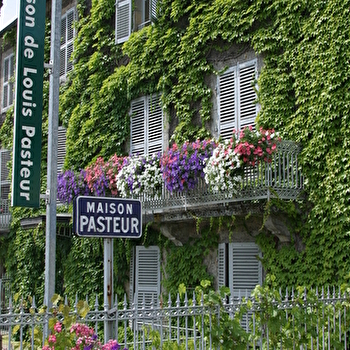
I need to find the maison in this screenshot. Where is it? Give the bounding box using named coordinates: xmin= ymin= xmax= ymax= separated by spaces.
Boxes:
xmin=0 ymin=0 xmax=304 ymax=306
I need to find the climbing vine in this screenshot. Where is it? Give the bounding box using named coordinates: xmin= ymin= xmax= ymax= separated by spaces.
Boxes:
xmin=1 ymin=0 xmax=350 ymax=299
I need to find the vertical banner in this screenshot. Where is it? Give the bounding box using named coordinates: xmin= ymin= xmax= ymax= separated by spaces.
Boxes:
xmin=12 ymin=0 xmax=46 ymax=207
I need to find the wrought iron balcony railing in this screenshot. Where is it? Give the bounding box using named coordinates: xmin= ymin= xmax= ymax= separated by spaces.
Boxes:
xmin=138 ymin=141 xmax=304 ymax=220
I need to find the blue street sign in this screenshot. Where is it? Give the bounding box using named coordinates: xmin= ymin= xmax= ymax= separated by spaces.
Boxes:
xmin=73 ymin=196 xmax=142 ymax=238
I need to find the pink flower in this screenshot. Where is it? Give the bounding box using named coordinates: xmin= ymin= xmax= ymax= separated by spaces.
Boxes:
xmin=53 ymin=322 xmax=62 ymax=333
xmin=48 ymin=334 xmax=56 ymax=344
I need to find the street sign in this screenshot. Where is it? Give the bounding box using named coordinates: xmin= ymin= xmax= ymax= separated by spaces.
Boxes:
xmin=73 ymin=196 xmax=142 ymax=238
xmin=12 ymin=0 xmax=46 ymax=207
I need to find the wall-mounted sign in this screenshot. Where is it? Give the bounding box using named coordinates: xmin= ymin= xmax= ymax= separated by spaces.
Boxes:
xmin=12 ymin=0 xmax=46 ymax=207
xmin=73 ymin=196 xmax=142 ymax=238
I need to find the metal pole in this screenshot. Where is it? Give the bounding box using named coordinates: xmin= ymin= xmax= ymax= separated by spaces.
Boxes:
xmin=104 ymin=238 xmax=114 ymax=342
xmin=44 ymin=0 xmax=62 ymax=311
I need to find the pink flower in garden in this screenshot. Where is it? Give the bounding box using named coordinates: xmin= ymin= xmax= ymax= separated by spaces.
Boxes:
xmin=53 ymin=322 xmax=62 ymax=333
xmin=48 ymin=334 xmax=56 ymax=344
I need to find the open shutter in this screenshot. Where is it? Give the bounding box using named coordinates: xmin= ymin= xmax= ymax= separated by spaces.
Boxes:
xmin=218 ymin=67 xmax=237 ymax=140
xmin=147 ymin=94 xmax=163 ymax=154
xmin=130 ymin=97 xmax=146 ymax=155
xmin=57 ymin=127 xmax=67 ymax=173
xmin=0 ymin=150 xmax=11 ymax=199
xmin=66 ymin=10 xmax=75 ymax=74
xmin=129 ymin=247 xmax=135 ymax=304
xmin=237 ymin=59 xmax=257 ymax=130
xmin=217 ymin=243 xmax=227 ymax=289
xmin=116 ymin=0 xmax=131 ymax=44
xmin=228 ymin=242 xmax=262 ymax=298
xmin=60 ymin=15 xmax=67 ymax=76
xmin=134 ymin=246 xmax=160 ymax=307
xmin=8 ymin=55 xmax=14 ymax=106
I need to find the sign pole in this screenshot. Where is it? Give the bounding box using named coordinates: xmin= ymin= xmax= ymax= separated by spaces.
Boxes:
xmin=104 ymin=238 xmax=113 ymax=341
xmin=44 ymin=0 xmax=61 ymax=315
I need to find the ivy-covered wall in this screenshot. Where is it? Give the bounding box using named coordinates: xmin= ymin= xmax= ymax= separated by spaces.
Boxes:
xmin=1 ymin=0 xmax=350 ymax=300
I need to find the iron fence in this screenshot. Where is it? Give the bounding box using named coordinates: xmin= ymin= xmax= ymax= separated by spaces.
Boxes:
xmin=0 ymin=286 xmax=349 ymax=349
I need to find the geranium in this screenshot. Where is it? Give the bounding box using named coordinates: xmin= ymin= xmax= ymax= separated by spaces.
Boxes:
xmin=116 ymin=153 xmax=162 ymax=198
xmin=234 ymin=126 xmax=281 ymax=166
xmin=57 ymin=169 xmax=90 ymax=204
xmin=203 ymin=139 xmax=242 ymax=195
xmin=160 ymin=139 xmax=217 ymax=193
xmin=104 ymin=154 xmax=126 ymax=195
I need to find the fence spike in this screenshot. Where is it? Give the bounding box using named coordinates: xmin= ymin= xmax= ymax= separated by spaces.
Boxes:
xmin=192 ymin=291 xmax=196 ymax=306
xmin=123 ymin=293 xmax=127 ymax=310
xmin=168 ymin=292 xmax=172 ymax=308
xmin=95 ymin=294 xmax=99 ymax=311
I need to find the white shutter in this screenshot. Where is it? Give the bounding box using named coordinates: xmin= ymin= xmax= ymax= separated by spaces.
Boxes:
xmin=134 ymin=246 xmax=160 ymax=307
xmin=218 ymin=67 xmax=237 ymax=140
xmin=228 ymin=242 xmax=262 ymax=298
xmin=60 ymin=47 xmax=66 ymax=77
xmin=116 ymin=0 xmax=131 ymax=44
xmin=57 ymin=127 xmax=67 ymax=173
xmin=66 ymin=10 xmax=75 ymax=42
xmin=2 ymin=55 xmax=13 ymax=109
xmin=60 ymin=9 xmax=75 ymax=77
xmin=238 ymin=60 xmax=257 ymax=130
xmin=0 ymin=150 xmax=11 ymax=186
xmin=8 ymin=55 xmax=14 ymax=106
xmin=217 ymin=243 xmax=227 ymax=289
xmin=129 ymin=247 xmax=135 ymax=304
xmin=150 ymin=0 xmax=157 ymax=22
xmin=130 ymin=97 xmax=146 ymax=155
xmin=147 ymin=94 xmax=163 ymax=154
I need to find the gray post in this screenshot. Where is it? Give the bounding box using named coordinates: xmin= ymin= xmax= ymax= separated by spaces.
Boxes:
xmin=104 ymin=238 xmax=114 ymax=342
xmin=44 ymin=0 xmax=62 ymax=313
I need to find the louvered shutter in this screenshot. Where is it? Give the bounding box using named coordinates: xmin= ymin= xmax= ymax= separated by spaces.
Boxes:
xmin=147 ymin=94 xmax=163 ymax=154
xmin=228 ymin=242 xmax=262 ymax=298
xmin=150 ymin=0 xmax=157 ymax=22
xmin=8 ymin=55 xmax=14 ymax=106
xmin=116 ymin=0 xmax=131 ymax=44
xmin=2 ymin=56 xmax=13 ymax=109
xmin=134 ymin=246 xmax=160 ymax=307
xmin=57 ymin=127 xmax=67 ymax=173
xmin=60 ymin=15 xmax=67 ymax=76
xmin=66 ymin=10 xmax=75 ymax=73
xmin=218 ymin=67 xmax=237 ymax=140
xmin=0 ymin=150 xmax=11 ymax=199
xmin=130 ymin=97 xmax=146 ymax=155
xmin=129 ymin=247 xmax=135 ymax=304
xmin=237 ymin=60 xmax=257 ymax=130
xmin=217 ymin=243 xmax=227 ymax=289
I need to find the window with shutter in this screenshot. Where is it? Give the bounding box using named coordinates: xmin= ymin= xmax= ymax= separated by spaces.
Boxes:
xmin=228 ymin=242 xmax=262 ymax=298
xmin=130 ymin=246 xmax=160 ymax=307
xmin=60 ymin=8 xmax=76 ymax=79
xmin=218 ymin=59 xmax=258 ymax=140
xmin=2 ymin=54 xmax=15 ymax=111
xmin=115 ymin=0 xmax=157 ymax=44
xmin=57 ymin=127 xmax=67 ymax=173
xmin=130 ymin=94 xmax=163 ymax=155
xmin=217 ymin=243 xmax=227 ymax=289
xmin=0 ymin=149 xmax=11 ymax=199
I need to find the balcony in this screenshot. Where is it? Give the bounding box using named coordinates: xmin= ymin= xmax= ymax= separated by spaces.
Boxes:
xmin=139 ymin=141 xmax=304 ymax=222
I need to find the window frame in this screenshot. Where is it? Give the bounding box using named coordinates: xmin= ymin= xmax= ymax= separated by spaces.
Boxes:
xmin=2 ymin=53 xmax=15 ymax=112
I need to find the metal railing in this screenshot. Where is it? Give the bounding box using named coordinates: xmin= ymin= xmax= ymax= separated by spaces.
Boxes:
xmin=140 ymin=141 xmax=304 ymax=216
xmin=0 ymin=286 xmax=349 ymax=349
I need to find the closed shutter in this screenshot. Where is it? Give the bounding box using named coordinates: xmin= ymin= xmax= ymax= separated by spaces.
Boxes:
xmin=60 ymin=9 xmax=75 ymax=77
xmin=237 ymin=60 xmax=257 ymax=130
xmin=218 ymin=67 xmax=237 ymax=140
xmin=134 ymin=246 xmax=160 ymax=307
xmin=217 ymin=243 xmax=227 ymax=289
xmin=147 ymin=94 xmax=163 ymax=154
xmin=116 ymin=0 xmax=131 ymax=44
xmin=57 ymin=127 xmax=67 ymax=173
xmin=150 ymin=0 xmax=157 ymax=22
xmin=130 ymin=97 xmax=146 ymax=155
xmin=3 ymin=55 xmax=14 ymax=109
xmin=0 ymin=150 xmax=11 ymax=199
xmin=228 ymin=242 xmax=262 ymax=298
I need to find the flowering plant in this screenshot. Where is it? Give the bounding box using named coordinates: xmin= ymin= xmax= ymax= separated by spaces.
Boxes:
xmin=203 ymin=139 xmax=242 ymax=195
xmin=234 ymin=126 xmax=281 ymax=166
xmin=160 ymin=139 xmax=217 ymax=193
xmin=57 ymin=169 xmax=90 ymax=204
xmin=116 ymin=153 xmax=162 ymax=198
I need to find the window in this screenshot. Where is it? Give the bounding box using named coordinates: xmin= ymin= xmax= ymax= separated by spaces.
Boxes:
xmin=115 ymin=0 xmax=157 ymax=44
xmin=2 ymin=54 xmax=15 ymax=111
xmin=129 ymin=246 xmax=161 ymax=307
xmin=60 ymin=8 xmax=76 ymax=79
xmin=217 ymin=59 xmax=258 ymax=140
xmin=0 ymin=149 xmax=11 ymax=200
xmin=130 ymin=94 xmax=163 ymax=155
xmin=218 ymin=242 xmax=262 ymax=297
